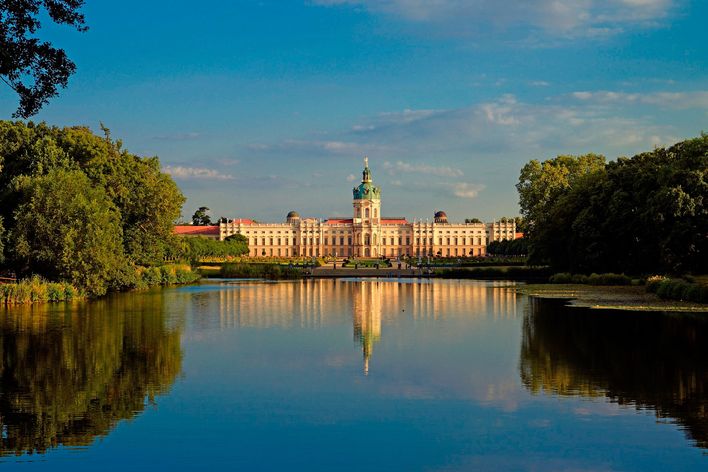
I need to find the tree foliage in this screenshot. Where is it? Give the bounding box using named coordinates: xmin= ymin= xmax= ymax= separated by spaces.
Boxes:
xmin=487 ymin=238 xmax=528 ymax=256
xmin=0 ymin=1 xmax=87 ymax=118
xmin=169 ymin=234 xmax=249 ymax=262
xmin=11 ymin=169 xmax=125 ymax=296
xmin=191 ymin=206 xmax=212 ymax=226
xmin=517 ymin=136 xmax=707 ymax=274
xmin=0 ymin=121 xmax=186 ymax=294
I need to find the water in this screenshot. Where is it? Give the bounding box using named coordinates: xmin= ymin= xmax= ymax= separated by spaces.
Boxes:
xmin=0 ymin=279 xmax=705 ymax=471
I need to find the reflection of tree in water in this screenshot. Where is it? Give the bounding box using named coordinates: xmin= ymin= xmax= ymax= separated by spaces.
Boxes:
xmin=0 ymin=292 xmax=182 ymax=456
xmin=520 ymin=298 xmax=708 ymax=449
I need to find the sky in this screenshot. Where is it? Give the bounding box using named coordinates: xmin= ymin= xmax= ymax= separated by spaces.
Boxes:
xmin=1 ymin=0 xmax=706 ymax=222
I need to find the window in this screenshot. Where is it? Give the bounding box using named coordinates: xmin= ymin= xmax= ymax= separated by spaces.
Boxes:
xmin=439 ymin=237 xmax=443 ymax=245
xmin=406 ymin=237 xmax=410 ymax=245
xmin=340 ymin=237 xmax=344 ymax=245
xmin=365 ymin=208 xmax=370 ymax=218
xmin=374 ymin=208 xmax=378 ymax=218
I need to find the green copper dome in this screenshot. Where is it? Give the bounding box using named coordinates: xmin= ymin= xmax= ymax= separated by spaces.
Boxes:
xmin=353 ymin=157 xmax=381 ymax=200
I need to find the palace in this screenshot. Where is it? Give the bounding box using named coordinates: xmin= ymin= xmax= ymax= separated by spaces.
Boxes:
xmin=175 ymin=158 xmax=516 ymax=258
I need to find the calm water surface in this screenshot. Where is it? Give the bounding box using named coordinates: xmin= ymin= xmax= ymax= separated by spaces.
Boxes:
xmin=0 ymin=279 xmax=706 ymax=471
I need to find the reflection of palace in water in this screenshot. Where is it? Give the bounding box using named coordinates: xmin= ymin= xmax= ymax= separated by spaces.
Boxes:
xmin=208 ymin=279 xmax=518 ymax=373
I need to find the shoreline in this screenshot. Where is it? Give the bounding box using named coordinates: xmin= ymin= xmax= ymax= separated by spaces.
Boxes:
xmin=518 ymin=284 xmax=708 ymax=313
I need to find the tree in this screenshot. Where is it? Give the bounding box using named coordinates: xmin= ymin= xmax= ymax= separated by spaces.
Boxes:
xmin=516 ymin=153 xmax=606 ymax=264
xmin=11 ymin=169 xmax=126 ymax=296
xmin=192 ymin=206 xmax=212 ymax=226
xmin=0 ymin=216 xmax=4 ymax=263
xmin=1 ymin=1 xmax=88 ymax=118
xmin=516 ymin=136 xmax=707 ymax=274
xmin=465 ymin=218 xmax=482 ymax=224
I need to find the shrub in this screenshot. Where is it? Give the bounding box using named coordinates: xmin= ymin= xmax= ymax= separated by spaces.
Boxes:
xmin=219 ymin=263 xmax=303 ymax=280
xmin=652 ymin=278 xmax=708 ymax=303
xmin=0 ymin=277 xmax=83 ymax=305
xmin=645 ymin=275 xmax=667 ymax=293
xmin=549 ymin=273 xmax=573 ymax=284
xmin=587 ymin=273 xmax=631 ymax=286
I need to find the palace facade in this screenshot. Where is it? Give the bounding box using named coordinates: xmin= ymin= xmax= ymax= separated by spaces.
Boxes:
xmin=176 ymin=159 xmax=516 ymax=258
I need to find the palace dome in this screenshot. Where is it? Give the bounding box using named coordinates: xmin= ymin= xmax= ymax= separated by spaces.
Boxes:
xmin=353 ymin=157 xmax=381 ymax=201
xmin=434 ymin=211 xmax=448 ymax=223
xmin=286 ymin=210 xmax=300 ymax=222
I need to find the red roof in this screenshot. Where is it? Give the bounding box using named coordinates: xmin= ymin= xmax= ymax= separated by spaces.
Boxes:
xmin=326 ymin=218 xmax=353 ymax=224
xmin=173 ymin=225 xmax=220 ymax=236
xmin=382 ymin=218 xmax=408 ymax=224
xmin=230 ymin=218 xmax=254 ymax=225
xmin=515 ymin=232 xmax=525 ymax=239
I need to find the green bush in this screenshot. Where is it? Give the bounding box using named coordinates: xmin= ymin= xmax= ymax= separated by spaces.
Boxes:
xmin=652 ymin=278 xmax=708 ymax=303
xmin=219 ymin=263 xmax=303 ymax=280
xmin=1 ymin=276 xmax=84 ymax=305
xmin=549 ymin=273 xmax=572 ymax=283
xmin=587 ymin=273 xmax=631 ymax=286
xmin=549 ymin=272 xmax=629 ymax=285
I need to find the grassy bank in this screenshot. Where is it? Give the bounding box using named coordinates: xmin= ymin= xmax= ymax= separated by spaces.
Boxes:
xmin=435 ymin=266 xmax=552 ymax=281
xmin=519 ymin=284 xmax=708 ymax=312
xmin=1 ymin=264 xmax=201 ymax=306
xmin=1 ymin=276 xmax=84 ymax=305
xmin=217 ymin=263 xmax=303 ymax=280
xmin=132 ymin=264 xmax=201 ymax=289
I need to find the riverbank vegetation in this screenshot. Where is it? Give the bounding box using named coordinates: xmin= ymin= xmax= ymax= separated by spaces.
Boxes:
xmin=169 ymin=235 xmax=249 ymax=263
xmin=0 ymin=121 xmax=189 ymax=297
xmin=517 ymin=134 xmax=706 ymax=276
xmin=0 ymin=264 xmax=200 ymax=305
xmin=218 ymin=263 xmax=303 ymax=279
xmin=646 ymin=276 xmax=708 ymax=304
xmin=549 ymin=272 xmax=632 ymax=286
xmin=436 ymin=266 xmax=552 ymax=281
xmin=0 ymin=276 xmax=83 ymax=304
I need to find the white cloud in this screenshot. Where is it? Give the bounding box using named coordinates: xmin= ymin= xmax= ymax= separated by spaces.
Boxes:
xmin=312 ymin=0 xmax=676 ymax=39
xmin=571 ymin=90 xmax=708 ymax=109
xmin=162 ymin=165 xmax=234 ymax=180
xmin=451 ymin=182 xmax=485 ymax=199
xmin=248 ymin=139 xmax=388 ymax=156
xmin=383 ymin=161 xmax=464 ymax=178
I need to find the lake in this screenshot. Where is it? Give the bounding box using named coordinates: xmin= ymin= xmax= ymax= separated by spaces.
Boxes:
xmin=0 ymin=278 xmax=706 ymax=471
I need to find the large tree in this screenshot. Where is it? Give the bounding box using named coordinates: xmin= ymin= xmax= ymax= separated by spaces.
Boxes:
xmin=0 ymin=120 xmax=186 ymax=293
xmin=516 ymin=136 xmax=707 ymax=274
xmin=1 ymin=1 xmax=87 ymax=118
xmin=11 ymin=169 xmax=126 ymax=296
xmin=192 ymin=206 xmax=212 ymax=226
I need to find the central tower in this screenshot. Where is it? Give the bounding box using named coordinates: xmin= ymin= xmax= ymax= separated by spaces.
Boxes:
xmin=352 ymin=157 xmax=382 ymax=257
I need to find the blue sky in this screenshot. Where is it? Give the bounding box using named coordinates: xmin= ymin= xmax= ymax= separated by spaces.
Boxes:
xmin=1 ymin=0 xmax=706 ymax=222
